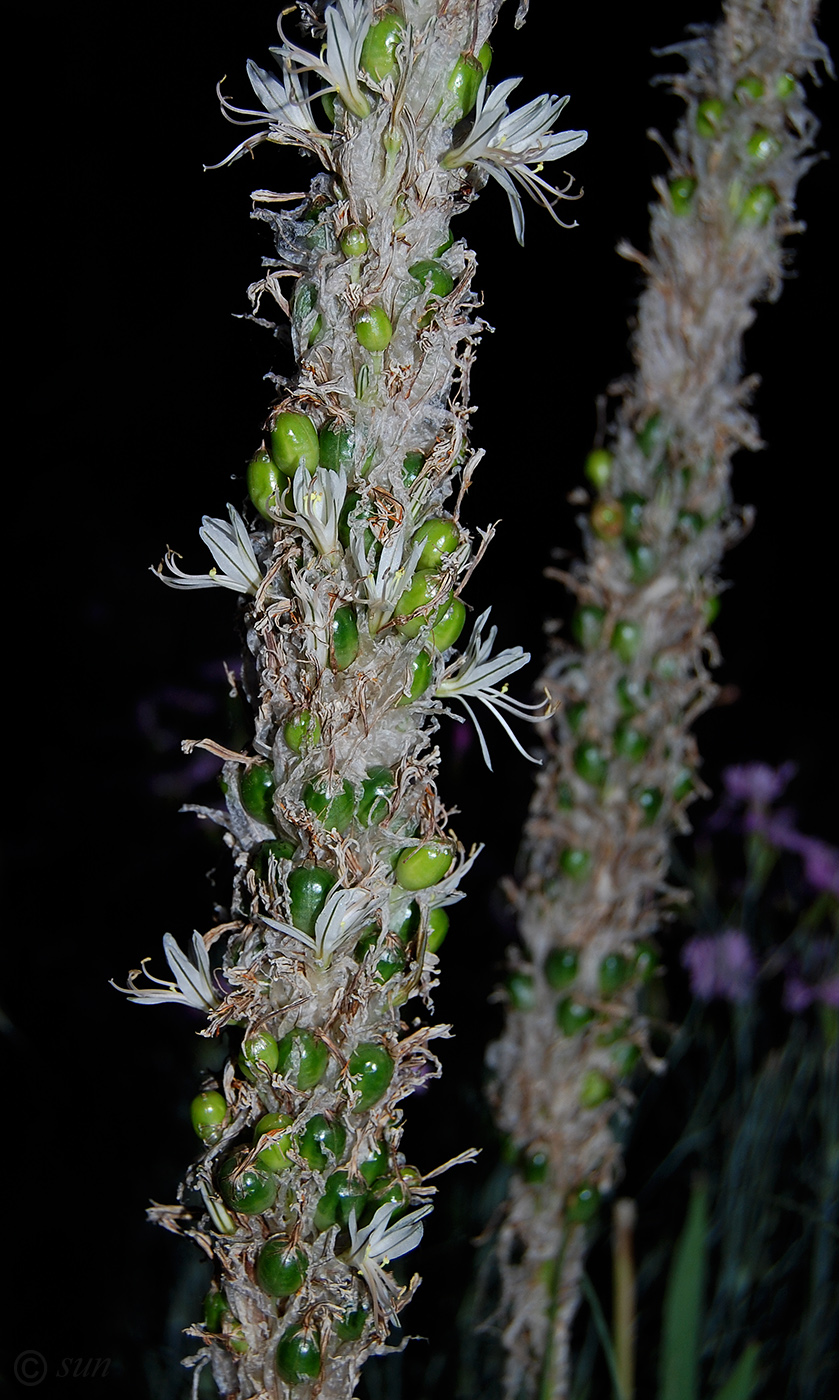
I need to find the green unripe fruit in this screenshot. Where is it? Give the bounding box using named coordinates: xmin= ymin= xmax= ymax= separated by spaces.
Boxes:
xmin=217 ymin=1150 xmax=278 ymax=1216
xmin=367 ymin=1176 xmax=410 ymax=1222
xmin=635 ymin=785 xmax=663 ymax=824
xmin=678 ymin=509 xmax=704 ymax=536
xmin=580 ymin=1069 xmax=613 ymax=1109
xmin=340 ymin=224 xmax=369 ymax=258
xmin=304 ymin=778 xmax=355 ymax=833
xmin=614 ymin=720 xmax=650 ymax=763
xmin=240 ymin=762 xmax=275 ymax=825
xmin=257 ymin=1240 xmax=308 ymax=1297
xmin=402 ymin=450 xmax=425 ymax=486
xmin=283 ymin=709 xmax=321 ymax=754
xmin=556 ymin=997 xmax=595 ymax=1036
xmin=297 ymin=1114 xmax=346 ymax=1171
xmin=414 ymin=518 xmax=459 ymax=569
xmin=522 ymin=1149 xmax=549 ymax=1184
xmin=507 ymin=972 xmax=536 ymax=1011
xmin=611 ymin=619 xmax=642 ymax=663
xmin=190 ymin=1091 xmax=227 ymax=1144
xmin=747 ymin=129 xmax=781 ymax=163
xmin=673 ymin=767 xmax=694 ymax=802
xmin=599 ymin=953 xmax=631 ymax=997
xmin=435 ymin=228 xmax=454 ymax=257
xmin=391 ymin=902 xmax=420 ymax=943
xmin=314 ymin=1170 xmax=369 ymax=1231
xmin=277 ymin=1028 xmax=329 ymax=1091
xmin=359 ymin=1140 xmax=390 ymax=1185
xmin=276 ymin=1328 xmax=321 ymax=1385
xmin=270 ymin=410 xmax=320 ymax=476
xmin=565 ymin=1182 xmax=600 ymax=1224
xmin=319 ymin=423 xmax=354 ymax=472
xmin=635 ymin=940 xmax=660 ymax=981
xmin=477 ymin=41 xmax=492 ymax=74
xmin=348 ymin=1042 xmax=394 ymax=1110
xmin=256 ymin=839 xmax=297 ymax=878
xmin=669 ymin=176 xmax=697 ymax=214
xmin=559 ymin=847 xmax=592 ymax=881
xmin=287 ymin=866 xmax=337 ymax=936
xmin=736 ymin=75 xmax=765 ymax=102
xmin=395 ymin=843 xmax=454 ymax=890
xmin=394 ymin=571 xmax=444 ymax=637
xmin=253 ymin=1112 xmax=294 ymax=1172
xmin=620 ymin=491 xmax=646 ymax=538
xmin=545 ymin=948 xmax=579 ymax=990
xmin=355 ymin=305 xmax=393 ymax=351
xmin=573 ymin=741 xmax=608 ymax=786
xmin=591 ymin=500 xmax=625 ymax=539
xmin=321 ymin=90 xmax=336 ymax=125
xmin=566 ymin=701 xmax=587 ymax=734
xmin=240 ymin=1029 xmax=280 ymax=1080
xmin=335 ymin=1307 xmax=368 ymax=1342
xmin=203 ymin=1286 xmax=229 ymax=1333
xmin=625 ymin=541 xmax=658 ymax=583
xmin=360 ymin=15 xmax=404 ymax=81
xmin=705 ymin=595 xmax=720 ymax=626
xmin=584 ymin=448 xmax=613 ymax=489
xmin=611 ymin=1041 xmax=641 ymax=1075
xmin=331 ymin=605 xmax=359 ymax=671
xmin=248 ymin=450 xmax=285 ymax=520
xmin=572 ymin=605 xmax=606 ymax=651
xmin=447 ymin=53 xmax=484 ymax=119
xmin=409 ymin=260 xmax=455 ymax=299
xmin=358 ymin=767 xmax=394 ymax=826
xmin=397 ymin=649 xmax=433 ymax=705
xmin=430 ymin=596 xmax=466 ymax=651
xmin=427 ymin=906 xmax=449 ymax=952
xmin=375 ymin=944 xmax=405 ymax=984
xmin=616 ymin=675 xmax=651 ymax=715
xmin=776 ymin=71 xmax=795 ymax=100
xmin=738 ymin=184 xmax=777 ymax=226
xmin=696 ymin=98 xmax=725 ymax=137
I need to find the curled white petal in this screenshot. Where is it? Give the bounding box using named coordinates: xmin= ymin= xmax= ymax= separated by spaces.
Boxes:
xmin=155 ymin=505 xmax=262 ymax=595
xmin=111 ymin=932 xmax=219 ymax=1011
xmin=347 ymin=1200 xmax=432 ymax=1321
xmin=271 ymin=0 xmax=372 ymax=119
xmin=283 ymin=465 xmax=347 ymax=556
xmin=263 ymin=884 xmax=378 ymax=967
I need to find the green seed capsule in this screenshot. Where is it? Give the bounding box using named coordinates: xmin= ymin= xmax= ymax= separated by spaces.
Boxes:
xmin=616 ymin=675 xmax=651 ymax=715
xmin=358 ymin=767 xmax=394 ymax=826
xmin=738 ymin=184 xmax=777 ymax=226
xmin=565 ymin=1182 xmax=600 ymax=1224
xmin=625 ymin=541 xmax=658 ymax=583
xmin=394 ymin=571 xmax=444 ymax=638
xmin=636 ymin=414 xmax=665 ymax=460
xmin=395 ymin=843 xmax=454 ymax=890
xmin=340 ymin=224 xmax=369 ymax=258
xmin=256 ymin=839 xmax=297 ymax=880
xmin=635 ymin=785 xmax=663 ymax=824
xmin=545 ymin=948 xmax=579 ymax=990
xmin=359 ymin=1140 xmax=390 ymax=1185
xmin=572 ymin=605 xmax=606 ymax=651
xmin=673 ymin=767 xmax=694 ymax=802
xmin=314 ymin=1170 xmax=369 ymax=1231
xmin=430 ymin=597 xmax=466 ymax=651
xmin=319 ymin=423 xmax=354 ymax=472
xmin=287 ymin=866 xmax=337 ymax=936
xmin=669 ymin=176 xmax=697 ymax=214
xmin=360 ymin=15 xmax=404 ymax=81
xmin=522 ymin=1149 xmax=549 ymax=1183
xmin=427 ymin=906 xmax=449 ymax=952
xmin=321 ymin=90 xmax=335 ymax=125
xmin=366 ymin=1176 xmax=411 ymax=1223
xmin=573 ymin=741 xmax=608 ymax=786
xmin=283 ymin=709 xmax=321 ymax=754
xmin=414 ymin=517 xmax=459 ymax=569
xmin=747 ymin=128 xmax=782 ymax=163
xmin=276 ymin=1028 xmax=329 ymax=1091
xmin=348 ymin=1042 xmax=394 ymax=1110
xmin=331 ymin=605 xmax=359 ymax=671
xmin=635 ymin=940 xmax=660 ymax=981
xmin=248 ymin=450 xmax=286 ymax=520
xmin=304 ymin=778 xmax=355 ymax=833
xmin=203 ymin=1286 xmax=229 ymax=1333
xmin=614 ymin=720 xmax=650 ymax=763
xmin=584 ymin=449 xmax=613 ymax=490
xmin=434 ymin=228 xmax=454 ymax=257
xmin=375 ymin=944 xmax=405 ymax=984
xmin=776 ymin=71 xmax=796 ymax=100
xmin=559 ymin=847 xmax=592 ymax=881
xmin=705 ymin=595 xmax=720 ymax=626
xmin=336 ymin=1306 xmax=369 ymax=1342
xmin=391 ymin=902 xmax=420 ymax=944
xmin=296 ymin=1114 xmax=346 ymax=1171
xmin=355 ymin=305 xmax=393 ymax=351
xmin=253 ymin=1112 xmax=294 ymax=1172
xmin=402 ymin=450 xmax=425 ymax=486
xmin=240 ymin=1030 xmax=280 ymax=1080
xmin=217 ymin=1150 xmax=278 ymax=1216
xmin=591 ymin=500 xmax=625 ymax=540
xmin=696 ymin=98 xmax=725 ymax=137
xmin=507 ymin=972 xmax=536 ymax=1011
xmin=736 ymin=75 xmax=765 ymax=103
xmin=190 ymin=1090 xmax=227 ymax=1144
xmin=397 ymin=649 xmax=433 ymax=706
xmin=447 ymin=53 xmax=484 ymax=119
xmin=556 ymin=997 xmax=595 ymax=1036
xmin=257 ymin=1240 xmax=308 ymax=1297
xmin=611 ymin=1041 xmax=641 ymax=1075
xmin=276 ymin=1328 xmax=321 ymax=1385
xmin=678 ymin=509 xmax=704 ymax=537
xmin=240 ymin=762 xmax=275 ymax=825
xmin=409 ymin=260 xmax=455 ymax=299
xmin=269 ymin=410 xmax=320 ymax=476
xmin=611 ymin=619 xmax=642 ymax=663
xmin=580 ymin=1069 xmax=613 ymax=1109
xmin=599 ymin=953 xmax=631 ymax=997
xmin=477 ymin=41 xmax=492 ymax=74
xmin=620 ymin=491 xmax=646 ymax=538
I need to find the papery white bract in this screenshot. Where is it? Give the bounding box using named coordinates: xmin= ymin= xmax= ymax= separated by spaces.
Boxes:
xmin=272 ymin=0 xmax=373 ymax=119
xmin=111 ymin=932 xmax=219 ymax=1011
xmin=436 ymin=609 xmax=550 ymax=769
xmin=347 ymin=1200 xmax=433 ymax=1322
xmin=350 ymin=526 xmax=424 ymax=635
xmin=263 ymin=884 xmax=377 ymax=967
xmin=155 ymin=505 xmax=262 ymax=595
xmin=283 ymin=465 xmax=347 ymax=556
xmin=441 ymin=77 xmax=587 ymax=244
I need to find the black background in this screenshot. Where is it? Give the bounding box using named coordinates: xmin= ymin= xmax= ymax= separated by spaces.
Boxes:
xmin=4 ymin=1 xmax=837 ymax=1396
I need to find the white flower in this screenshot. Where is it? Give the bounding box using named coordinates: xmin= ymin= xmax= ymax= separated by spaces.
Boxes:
xmin=350 ymin=526 xmax=424 ymax=636
xmin=155 ymin=506 xmax=262 ymax=595
xmin=436 ymin=609 xmax=550 ymax=770
xmin=111 ymin=933 xmax=219 ymax=1011
xmin=263 ymin=884 xmax=377 ymax=967
xmin=441 ymin=77 xmax=587 ymax=244
xmin=272 ymin=0 xmax=373 ymax=120
xmin=347 ymin=1200 xmax=433 ymax=1322
xmin=282 ymin=465 xmax=347 ymax=556
xmin=209 ymin=58 xmax=326 ymax=168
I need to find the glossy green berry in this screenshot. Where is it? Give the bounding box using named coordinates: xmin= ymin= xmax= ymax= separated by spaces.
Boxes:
xmin=240 ymin=762 xmax=275 ymax=825
xmin=296 ymin=1114 xmax=346 ymax=1171
xmin=402 ymin=450 xmax=425 ymax=486
xmin=375 ymin=944 xmax=405 ymax=984
xmin=304 ymin=778 xmax=355 ymax=833
xmin=367 ymin=1176 xmax=411 ymax=1223
xmin=447 ymin=53 xmax=484 ymax=118
xmin=395 ymin=843 xmax=454 ymax=890
xmin=625 ymin=541 xmax=658 ymax=583
xmin=359 ymin=1140 xmax=390 ymax=1185
xmin=776 ymin=71 xmax=796 ymax=100
xmin=394 ymin=571 xmax=444 ymax=638
xmin=409 ymin=260 xmax=455 ymax=299
xmin=545 ymin=947 xmax=579 ymax=990
xmin=599 ymin=953 xmax=631 ymax=997
xmin=559 ymin=847 xmax=592 ymax=881
xmin=678 ymin=509 xmax=704 ymax=537
xmin=566 ymin=701 xmax=587 ymax=734
xmin=276 ymin=1328 xmax=321 ymax=1385
xmin=269 ymin=410 xmax=320 ymax=476
xmin=611 ymin=1041 xmax=641 ymax=1075
xmin=314 ymin=1170 xmax=369 ymax=1231
xmin=357 ymin=767 xmax=393 ymax=827
xmin=287 ymin=866 xmax=337 ymax=936
xmin=673 ymin=767 xmax=694 ymax=802
xmin=283 ymin=709 xmax=321 ymax=754
xmin=747 ymin=129 xmax=781 ymax=163
xmin=397 ymin=649 xmax=433 ymax=706
xmin=616 ymin=675 xmax=650 ymax=715
xmin=635 ymin=785 xmax=663 ymax=824
xmin=572 ymin=605 xmax=606 ymax=651
xmin=427 ymin=907 xmax=449 ymax=952
xmin=566 ymin=1182 xmax=600 ymax=1224
xmin=584 ymin=448 xmax=613 ymax=489
xmin=331 ymin=605 xmax=359 ymax=671
xmin=217 ymin=1150 xmax=278 ymax=1216
xmin=556 ymin=996 xmax=595 ymax=1036
xmin=190 ymin=1090 xmax=227 ymax=1145
xmin=738 ymin=184 xmax=777 ymax=226
xmin=240 ymin=1030 xmax=280 ymax=1080
xmin=430 ymin=596 xmax=466 ymax=651
xmin=614 ymin=720 xmax=650 ymax=763
xmin=360 ymin=15 xmax=404 ymax=80
xmin=580 ymin=1069 xmax=613 ymax=1109
xmin=637 ymin=414 xmax=666 ymax=459
xmin=611 ymin=619 xmax=642 ymax=663
xmin=704 ymin=595 xmax=720 ymax=626
xmin=256 ymin=838 xmax=297 ymax=879
xmin=320 ymin=90 xmax=336 ymax=124
xmin=736 ymin=75 xmax=765 ymax=103
xmin=247 ymin=450 xmax=286 ymax=520
xmin=253 ymin=1112 xmax=294 ymax=1172
xmin=573 ymin=741 xmax=608 ymax=786
xmin=634 ymin=940 xmax=660 ymax=981
xmin=477 ymin=41 xmax=492 ymax=74
xmin=203 ymin=1286 xmax=229 ymax=1333
xmin=335 ymin=1306 xmax=369 ymax=1342
xmin=277 ymin=1028 xmax=329 ymax=1091
xmin=591 ymin=500 xmax=625 ymax=540
xmin=390 ymin=902 xmax=420 ymax=944
xmin=348 ymin=1042 xmax=394 ymax=1110
xmin=620 ymin=491 xmax=646 ymax=538
xmin=522 ymin=1149 xmax=549 ymax=1184
xmin=696 ymin=98 xmax=725 ymax=137
xmin=355 ymin=305 xmax=393 ymax=351
xmin=414 ymin=518 xmax=459 ymax=569
xmin=319 ymin=423 xmax=354 ymax=472
xmin=340 ymin=224 xmax=369 ymax=258
xmin=507 ymin=972 xmax=536 ymax=1011
xmin=257 ymin=1240 xmax=307 ymax=1297
xmin=669 ymin=176 xmax=697 ymax=214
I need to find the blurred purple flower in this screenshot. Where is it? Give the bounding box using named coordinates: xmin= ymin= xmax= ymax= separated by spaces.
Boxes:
xmin=722 ymin=761 xmax=796 ymax=809
xmin=682 ymin=929 xmax=757 ymax=1004
xmin=783 ymin=972 xmax=839 ymax=1013
xmin=747 ymin=809 xmax=839 ymax=897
